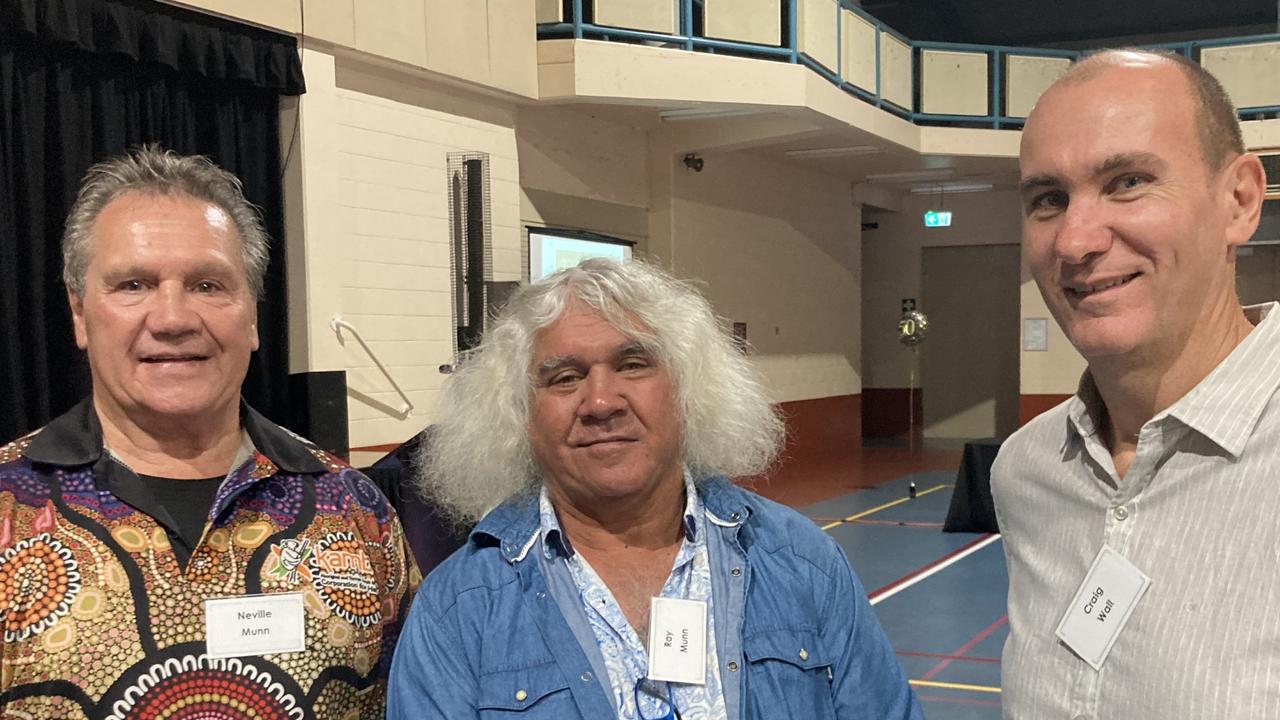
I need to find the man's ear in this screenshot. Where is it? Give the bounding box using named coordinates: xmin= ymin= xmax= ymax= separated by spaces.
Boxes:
xmin=68 ymin=287 xmax=88 ymax=350
xmin=1222 ymin=152 xmax=1267 ymax=250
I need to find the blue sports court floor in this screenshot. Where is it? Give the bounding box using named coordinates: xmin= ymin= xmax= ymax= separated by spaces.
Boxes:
xmin=799 ymin=471 xmax=1007 ymax=719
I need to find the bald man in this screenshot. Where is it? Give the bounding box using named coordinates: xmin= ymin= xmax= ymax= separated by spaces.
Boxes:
xmin=993 ymin=50 xmax=1272 ymax=718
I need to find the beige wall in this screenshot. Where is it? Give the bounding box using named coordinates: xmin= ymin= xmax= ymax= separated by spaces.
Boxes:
xmin=669 ymin=151 xmax=862 ymax=402
xmin=287 ymin=50 xmax=521 ymax=449
xmin=172 ymin=0 xmax=538 ymax=98
xmin=516 ymin=111 xmax=862 ymax=404
xmin=517 ymin=107 xmax=650 ymax=248
xmin=862 ymin=190 xmax=1023 ymax=388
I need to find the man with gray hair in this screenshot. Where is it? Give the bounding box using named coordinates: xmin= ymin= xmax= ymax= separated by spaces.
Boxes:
xmin=388 ymin=258 xmax=919 ymax=719
xmin=0 ymin=146 xmax=416 ymax=718
xmin=994 ymin=49 xmax=1270 ymax=717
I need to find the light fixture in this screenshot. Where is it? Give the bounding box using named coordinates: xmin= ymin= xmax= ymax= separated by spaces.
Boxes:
xmin=784 ymin=145 xmax=883 ymax=159
xmin=908 ymin=182 xmax=994 ymax=194
xmin=658 ymin=107 xmax=760 ymax=122
xmin=864 ymin=168 xmax=955 ymax=183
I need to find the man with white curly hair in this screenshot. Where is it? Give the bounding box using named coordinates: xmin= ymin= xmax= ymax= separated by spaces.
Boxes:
xmin=388 ymin=258 xmax=919 ymax=719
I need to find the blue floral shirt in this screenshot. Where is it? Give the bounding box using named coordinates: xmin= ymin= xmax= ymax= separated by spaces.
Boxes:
xmin=538 ymin=475 xmax=726 ymax=720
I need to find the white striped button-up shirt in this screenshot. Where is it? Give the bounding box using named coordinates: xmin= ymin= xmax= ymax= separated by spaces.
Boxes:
xmin=994 ymin=302 xmax=1280 ymax=720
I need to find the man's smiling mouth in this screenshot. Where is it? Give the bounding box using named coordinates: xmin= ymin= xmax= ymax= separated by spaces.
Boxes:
xmin=1065 ymin=272 xmax=1141 ymax=300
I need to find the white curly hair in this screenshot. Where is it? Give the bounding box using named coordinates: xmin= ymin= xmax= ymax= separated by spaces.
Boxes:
xmin=417 ymin=257 xmax=784 ymax=522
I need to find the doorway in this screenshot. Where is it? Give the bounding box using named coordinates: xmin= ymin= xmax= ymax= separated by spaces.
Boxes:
xmin=920 ymin=244 xmax=1021 ymax=440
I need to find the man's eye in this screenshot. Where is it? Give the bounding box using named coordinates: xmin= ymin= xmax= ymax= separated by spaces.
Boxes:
xmin=619 ymin=358 xmax=650 ymax=372
xmin=193 ymin=281 xmax=221 ymax=293
xmin=1116 ymin=174 xmax=1149 ymax=191
xmin=117 ymin=280 xmax=145 ymax=292
xmin=1028 ymin=191 xmax=1067 ymax=214
xmin=549 ymin=373 xmax=582 ymax=386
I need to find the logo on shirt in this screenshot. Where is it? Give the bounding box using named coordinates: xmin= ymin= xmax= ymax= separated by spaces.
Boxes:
xmin=306 ymin=532 xmax=381 ymax=628
xmin=266 ymin=538 xmax=313 ymax=585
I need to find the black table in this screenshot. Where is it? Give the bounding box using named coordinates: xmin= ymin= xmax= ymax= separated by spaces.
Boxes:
xmin=943 ymin=437 xmax=1002 ymax=533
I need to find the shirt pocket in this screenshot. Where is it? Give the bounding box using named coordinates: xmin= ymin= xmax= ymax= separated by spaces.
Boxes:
xmin=477 ymin=661 xmax=578 ymax=717
xmin=742 ymin=627 xmax=836 ymax=720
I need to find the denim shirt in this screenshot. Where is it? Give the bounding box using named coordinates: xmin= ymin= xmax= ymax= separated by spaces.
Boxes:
xmin=538 ymin=476 xmax=726 ymax=719
xmin=388 ymin=476 xmax=921 ymax=720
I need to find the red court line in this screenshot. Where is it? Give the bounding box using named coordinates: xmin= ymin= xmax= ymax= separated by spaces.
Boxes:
xmin=896 ymin=649 xmax=1000 ymax=665
xmin=916 ymin=693 xmax=1002 ymax=708
xmin=867 ymin=533 xmax=996 ymax=601
xmin=920 ymin=614 xmax=1009 ymax=682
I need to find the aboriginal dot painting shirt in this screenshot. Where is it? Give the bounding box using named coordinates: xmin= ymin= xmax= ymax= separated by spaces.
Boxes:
xmin=538 ymin=474 xmax=727 ymax=720
xmin=0 ymin=398 xmax=419 ymax=719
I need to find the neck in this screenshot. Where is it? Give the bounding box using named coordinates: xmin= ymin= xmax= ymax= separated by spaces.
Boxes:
xmin=550 ymin=469 xmax=687 ymax=554
xmin=1091 ymin=296 xmax=1254 ymax=450
xmin=94 ymin=397 xmax=243 ymax=478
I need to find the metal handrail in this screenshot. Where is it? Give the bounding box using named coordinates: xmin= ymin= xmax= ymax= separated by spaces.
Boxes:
xmin=330 ymin=314 xmax=414 ymax=418
xmin=537 ymin=0 xmax=1280 ymax=130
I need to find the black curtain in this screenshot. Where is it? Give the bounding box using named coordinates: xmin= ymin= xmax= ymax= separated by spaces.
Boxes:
xmin=0 ymin=0 xmax=305 ymax=441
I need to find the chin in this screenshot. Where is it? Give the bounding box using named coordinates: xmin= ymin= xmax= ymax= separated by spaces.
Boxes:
xmin=1064 ymin=328 xmax=1145 ymax=361
xmin=135 ymin=395 xmax=226 ymax=419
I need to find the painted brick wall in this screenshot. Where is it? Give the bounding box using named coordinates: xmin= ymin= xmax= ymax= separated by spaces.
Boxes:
xmin=330 ymin=69 xmax=521 ymax=448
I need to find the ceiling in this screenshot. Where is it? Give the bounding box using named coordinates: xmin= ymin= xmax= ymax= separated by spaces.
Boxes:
xmin=858 ymin=0 xmax=1277 ymax=47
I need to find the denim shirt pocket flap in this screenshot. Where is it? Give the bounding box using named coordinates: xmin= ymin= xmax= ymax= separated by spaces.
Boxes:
xmin=477 ymin=661 xmax=572 ymax=711
xmin=743 ymin=628 xmax=829 ymax=670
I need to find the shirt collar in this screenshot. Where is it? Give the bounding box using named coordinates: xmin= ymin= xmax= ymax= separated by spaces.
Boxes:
xmin=1066 ymin=302 xmax=1280 ymax=460
xmin=22 ymin=396 xmax=329 ymax=475
xmin=536 ymin=471 xmax=703 ymax=560
xmin=1163 ymin=302 xmax=1280 ymax=458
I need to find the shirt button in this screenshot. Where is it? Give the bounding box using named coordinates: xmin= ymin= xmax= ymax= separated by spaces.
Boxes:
xmin=535 ymin=591 xmax=546 ymax=600
xmin=731 ymin=567 xmax=742 ymax=577
xmin=580 ymin=671 xmax=593 ymax=682
xmin=727 ymin=661 xmax=739 ymax=672
xmin=515 ymin=690 xmax=528 ymax=702
xmin=798 ymin=648 xmax=809 ymax=661
xmin=729 ymin=512 xmax=741 ymax=522
xmin=1113 ymin=506 xmax=1130 ymax=521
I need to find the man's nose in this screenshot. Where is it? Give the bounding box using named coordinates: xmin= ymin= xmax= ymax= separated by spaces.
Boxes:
xmin=146 ymin=284 xmax=201 ymax=336
xmin=1054 ymin=199 xmax=1113 ymax=265
xmin=578 ymin=369 xmax=627 ymax=421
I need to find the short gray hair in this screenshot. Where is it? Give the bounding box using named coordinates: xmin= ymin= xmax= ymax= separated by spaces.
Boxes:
xmin=62 ymin=144 xmax=270 ymax=299
xmin=418 ymin=258 xmax=785 ymax=522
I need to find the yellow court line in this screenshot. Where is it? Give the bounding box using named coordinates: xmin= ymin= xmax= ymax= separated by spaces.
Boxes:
xmin=910 ymin=679 xmax=1002 ymax=694
xmin=819 ymin=484 xmax=948 ymax=531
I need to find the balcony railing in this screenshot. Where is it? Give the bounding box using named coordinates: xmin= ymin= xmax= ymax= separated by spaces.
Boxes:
xmin=536 ymin=0 xmax=1280 ymax=129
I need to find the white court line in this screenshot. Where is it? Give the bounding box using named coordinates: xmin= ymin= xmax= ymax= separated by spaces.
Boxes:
xmin=870 ymin=534 xmax=1002 ymax=606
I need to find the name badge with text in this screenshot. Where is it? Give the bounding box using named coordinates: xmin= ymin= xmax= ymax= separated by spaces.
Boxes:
xmin=1055 ymin=546 xmax=1151 ymax=670
xmin=647 ymin=597 xmax=707 ymax=685
xmin=205 ymin=592 xmax=306 ymax=659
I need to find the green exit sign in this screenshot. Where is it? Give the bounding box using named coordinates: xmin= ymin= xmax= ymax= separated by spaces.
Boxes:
xmin=923 ymin=210 xmax=952 ymax=227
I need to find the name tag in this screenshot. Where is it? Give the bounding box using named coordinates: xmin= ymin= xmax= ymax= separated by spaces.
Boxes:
xmin=205 ymin=593 xmax=306 ymax=659
xmin=1055 ymin=546 xmax=1151 ymax=670
xmin=646 ymin=597 xmax=707 ymax=685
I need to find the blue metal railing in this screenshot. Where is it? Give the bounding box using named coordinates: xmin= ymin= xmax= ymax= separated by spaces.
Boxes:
xmin=537 ymin=0 xmax=1280 ymax=129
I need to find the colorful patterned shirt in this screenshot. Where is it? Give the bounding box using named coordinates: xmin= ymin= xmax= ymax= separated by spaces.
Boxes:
xmin=0 ymin=398 xmax=419 ymax=719
xmin=538 ymin=474 xmax=727 ymax=720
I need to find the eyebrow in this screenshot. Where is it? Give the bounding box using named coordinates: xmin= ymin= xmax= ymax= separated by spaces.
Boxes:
xmin=534 ymin=341 xmax=652 ymax=378
xmin=1019 ymin=151 xmax=1166 ymax=195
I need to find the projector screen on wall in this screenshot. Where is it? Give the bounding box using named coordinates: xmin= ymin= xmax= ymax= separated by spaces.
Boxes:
xmin=529 ymin=228 xmax=633 ymax=282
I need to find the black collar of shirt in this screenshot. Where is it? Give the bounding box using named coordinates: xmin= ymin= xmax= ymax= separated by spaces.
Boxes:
xmin=23 ymin=396 xmax=330 ymax=565
xmin=23 ymin=396 xmax=329 ymax=475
